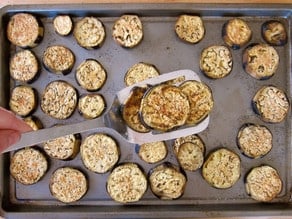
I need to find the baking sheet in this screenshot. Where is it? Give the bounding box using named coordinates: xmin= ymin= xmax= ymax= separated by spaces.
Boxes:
xmin=0 ymin=3 xmax=291 ymax=218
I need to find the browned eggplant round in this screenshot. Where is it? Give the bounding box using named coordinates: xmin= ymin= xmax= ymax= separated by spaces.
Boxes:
xmin=53 ymin=15 xmax=73 ymax=36
xmin=136 ymin=141 xmax=167 ymax=164
xmin=78 ymin=93 xmax=106 ymax=119
xmin=23 ymin=116 xmax=43 ymax=131
xmin=262 ymin=20 xmax=287 ymax=46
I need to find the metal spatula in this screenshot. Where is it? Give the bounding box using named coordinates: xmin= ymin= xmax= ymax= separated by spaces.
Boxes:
xmin=3 ymin=69 xmax=209 ymax=153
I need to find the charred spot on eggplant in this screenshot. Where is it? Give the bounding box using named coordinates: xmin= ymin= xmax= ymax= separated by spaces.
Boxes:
xmin=74 ymin=17 xmax=106 ymax=49
xmin=175 ymin=15 xmax=205 ymax=44
xmin=75 ymin=59 xmax=107 ymax=91
xmin=180 ymin=80 xmax=214 ymax=125
xmin=200 ymin=45 xmax=233 ymax=79
xmin=9 ymin=85 xmax=37 ymax=117
xmin=7 ymin=13 xmax=44 ymax=48
xmin=10 ymin=49 xmax=39 ymax=83
xmin=122 ymin=86 xmax=150 ymax=133
xmin=245 ymin=165 xmax=282 ymax=202
xmin=252 ymin=85 xmax=289 ymax=123
xmin=243 ymin=43 xmax=279 ymax=80
xmin=78 ymin=93 xmax=106 ymax=119
xmin=53 ymin=15 xmax=73 ymax=36
xmin=222 ymin=18 xmax=252 ymax=49
xmin=124 ymin=62 xmax=160 ymax=86
xmin=43 ymin=45 xmax=75 ymax=75
xmin=106 ymin=163 xmax=147 ymax=203
xmin=202 ymin=148 xmax=241 ymax=189
xmin=50 ymin=167 xmax=88 ymax=203
xmin=41 ymin=80 xmax=78 ymax=120
xmin=149 ymin=162 xmax=187 ymax=200
xmin=262 ymin=20 xmax=287 ymax=46
xmin=137 ymin=141 xmax=167 ymax=164
xmin=112 ymin=15 xmax=143 ymax=48
xmin=237 ymin=123 xmax=272 ymax=159
xmin=140 ymin=84 xmax=190 ymax=132
xmin=10 ymin=148 xmax=48 ymax=185
xmin=80 ymin=133 xmax=120 ymax=174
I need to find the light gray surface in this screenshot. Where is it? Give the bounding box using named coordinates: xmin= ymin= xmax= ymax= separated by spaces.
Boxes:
xmin=0 ymin=3 xmax=291 ymax=219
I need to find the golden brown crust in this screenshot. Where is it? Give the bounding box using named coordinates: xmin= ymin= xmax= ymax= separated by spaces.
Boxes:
xmin=175 ymin=15 xmax=205 ymax=44
xmin=245 ymin=165 xmax=282 ymax=202
xmin=202 ymin=148 xmax=241 ymax=189
xmin=112 ymin=15 xmax=143 ymax=48
xmin=252 ymin=85 xmax=289 ymax=123
xmin=107 ymin=163 xmax=147 ymax=203
xmin=50 ymin=167 xmax=88 ymax=203
xmin=10 ymin=148 xmax=48 ymax=185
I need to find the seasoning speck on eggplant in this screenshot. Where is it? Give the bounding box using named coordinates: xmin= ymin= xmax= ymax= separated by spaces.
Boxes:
xmin=245 ymin=165 xmax=282 ymax=202
xmin=53 ymin=15 xmax=73 ymax=36
xmin=41 ymin=80 xmax=77 ymax=120
xmin=252 ymin=85 xmax=289 ymax=123
xmin=200 ymin=45 xmax=233 ymax=79
xmin=107 ymin=163 xmax=147 ymax=203
xmin=10 ymin=148 xmax=48 ymax=185
xmin=222 ymin=18 xmax=252 ymax=49
xmin=175 ymin=15 xmax=205 ymax=44
xmin=75 ymin=59 xmax=107 ymax=91
xmin=10 ymin=49 xmax=39 ymax=82
xmin=112 ymin=15 xmax=143 ymax=48
xmin=262 ymin=20 xmax=287 ymax=46
xmin=243 ymin=44 xmax=279 ymax=80
xmin=140 ymin=84 xmax=190 ymax=132
xmin=7 ymin=13 xmax=43 ymax=48
xmin=50 ymin=167 xmax=88 ymax=203
xmin=74 ymin=17 xmax=105 ymax=49
xmin=237 ymin=123 xmax=272 ymax=159
xmin=9 ymin=85 xmax=37 ymax=117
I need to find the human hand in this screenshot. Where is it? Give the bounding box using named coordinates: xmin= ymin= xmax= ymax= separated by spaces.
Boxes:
xmin=0 ymin=107 xmax=32 ymax=153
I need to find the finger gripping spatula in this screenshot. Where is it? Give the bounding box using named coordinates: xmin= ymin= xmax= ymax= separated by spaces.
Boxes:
xmin=3 ymin=69 xmax=209 ymax=153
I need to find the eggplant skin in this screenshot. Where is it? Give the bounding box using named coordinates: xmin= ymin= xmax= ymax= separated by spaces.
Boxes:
xmin=7 ymin=13 xmax=44 ymax=48
xmin=245 ymin=165 xmax=282 ymax=202
xmin=262 ymin=20 xmax=287 ymax=46
xmin=149 ymin=162 xmax=187 ymax=200
xmin=252 ymin=85 xmax=290 ymax=123
xmin=222 ymin=18 xmax=252 ymax=49
xmin=242 ymin=43 xmax=279 ymax=80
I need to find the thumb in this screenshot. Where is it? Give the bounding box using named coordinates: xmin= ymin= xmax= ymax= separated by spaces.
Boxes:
xmin=0 ymin=130 xmax=21 ymax=153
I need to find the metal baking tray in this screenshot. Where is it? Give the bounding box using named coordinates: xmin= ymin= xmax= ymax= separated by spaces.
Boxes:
xmin=0 ymin=3 xmax=291 ymax=218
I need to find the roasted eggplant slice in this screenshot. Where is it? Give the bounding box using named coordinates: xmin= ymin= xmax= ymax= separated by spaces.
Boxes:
xmin=53 ymin=15 xmax=73 ymax=36
xmin=262 ymin=20 xmax=287 ymax=46
xmin=75 ymin=59 xmax=107 ymax=91
xmin=180 ymin=80 xmax=214 ymax=125
xmin=80 ymin=133 xmax=119 ymax=173
xmin=10 ymin=148 xmax=48 ymax=185
xmin=23 ymin=116 xmax=43 ymax=131
xmin=7 ymin=13 xmax=43 ymax=48
xmin=10 ymin=49 xmax=39 ymax=83
xmin=124 ymin=62 xmax=160 ymax=86
xmin=112 ymin=15 xmax=143 ymax=48
xmin=243 ymin=43 xmax=279 ymax=80
xmin=106 ymin=163 xmax=147 ymax=203
xmin=222 ymin=18 xmax=252 ymax=49
xmin=137 ymin=141 xmax=167 ymax=164
xmin=149 ymin=162 xmax=187 ymax=200
xmin=245 ymin=165 xmax=282 ymax=202
xmin=41 ymin=80 xmax=78 ymax=120
xmin=140 ymin=84 xmax=190 ymax=132
xmin=43 ymin=126 xmax=80 ymax=160
xmin=9 ymin=85 xmax=37 ymax=117
xmin=50 ymin=167 xmax=88 ymax=203
xmin=252 ymin=85 xmax=289 ymax=123
xmin=237 ymin=123 xmax=272 ymax=159
xmin=200 ymin=45 xmax=233 ymax=79
xmin=74 ymin=17 xmax=106 ymax=49
xmin=173 ymin=134 xmax=205 ymax=155
xmin=43 ymin=45 xmax=75 ymax=75
xmin=202 ymin=148 xmax=241 ymax=189
xmin=122 ymin=86 xmax=150 ymax=133
xmin=78 ymin=93 xmax=106 ymax=119
xmin=175 ymin=15 xmax=205 ymax=44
